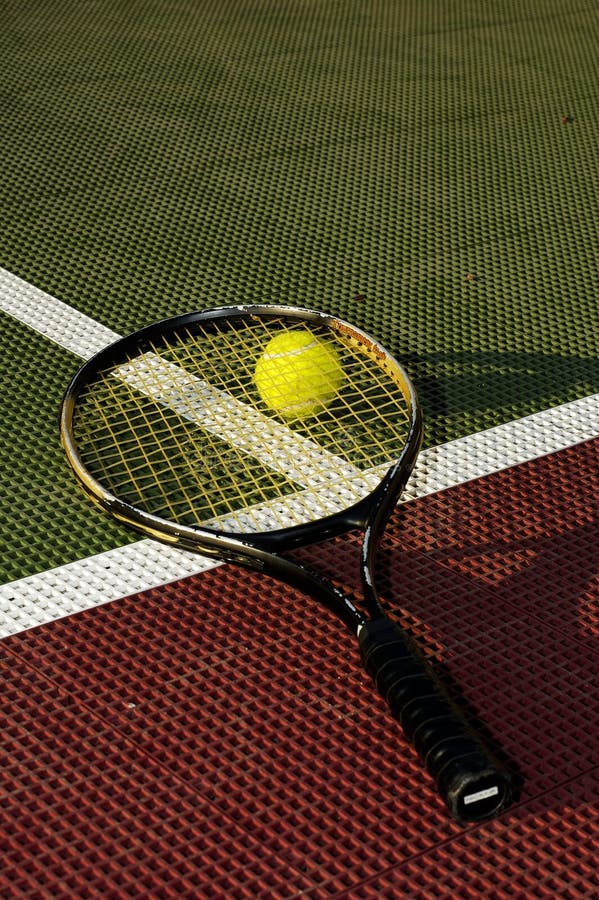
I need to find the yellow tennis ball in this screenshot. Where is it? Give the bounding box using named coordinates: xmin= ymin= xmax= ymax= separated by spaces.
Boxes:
xmin=254 ymin=329 xmax=344 ymax=420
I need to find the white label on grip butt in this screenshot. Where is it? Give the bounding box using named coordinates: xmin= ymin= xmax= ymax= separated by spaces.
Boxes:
xmin=464 ymin=786 xmax=500 ymax=806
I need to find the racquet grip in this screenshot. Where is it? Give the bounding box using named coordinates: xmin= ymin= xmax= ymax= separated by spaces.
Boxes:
xmin=358 ymin=617 xmax=512 ymax=822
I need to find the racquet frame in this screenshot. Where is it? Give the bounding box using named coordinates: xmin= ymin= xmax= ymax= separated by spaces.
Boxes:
xmin=60 ymin=305 xmax=512 ymax=821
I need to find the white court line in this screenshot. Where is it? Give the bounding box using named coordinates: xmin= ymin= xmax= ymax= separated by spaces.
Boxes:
xmin=0 ymin=268 xmax=122 ymax=356
xmin=1 ymin=267 xmax=598 ymax=637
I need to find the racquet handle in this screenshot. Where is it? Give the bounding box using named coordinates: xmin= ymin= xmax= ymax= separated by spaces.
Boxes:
xmin=358 ymin=616 xmax=512 ymax=822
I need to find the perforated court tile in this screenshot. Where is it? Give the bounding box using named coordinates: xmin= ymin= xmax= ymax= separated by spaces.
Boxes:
xmin=2 ymin=442 xmax=597 ymax=898
xmin=1 ymin=0 xmax=598 ymax=449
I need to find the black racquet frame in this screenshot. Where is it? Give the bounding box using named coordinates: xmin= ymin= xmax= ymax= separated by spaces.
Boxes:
xmin=60 ymin=305 xmax=513 ymax=822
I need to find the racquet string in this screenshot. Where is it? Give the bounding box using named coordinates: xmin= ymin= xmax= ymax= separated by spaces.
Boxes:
xmin=72 ymin=316 xmax=413 ymax=533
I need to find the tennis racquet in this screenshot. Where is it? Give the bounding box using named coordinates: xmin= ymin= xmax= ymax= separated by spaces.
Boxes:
xmin=60 ymin=305 xmax=512 ymax=822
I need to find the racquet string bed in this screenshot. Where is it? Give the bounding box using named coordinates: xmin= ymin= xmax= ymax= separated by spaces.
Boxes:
xmin=72 ymin=316 xmax=412 ymax=533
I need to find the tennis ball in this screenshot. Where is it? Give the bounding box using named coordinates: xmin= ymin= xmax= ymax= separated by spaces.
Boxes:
xmin=254 ymin=329 xmax=344 ymax=420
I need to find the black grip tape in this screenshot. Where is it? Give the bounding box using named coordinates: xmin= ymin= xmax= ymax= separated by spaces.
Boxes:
xmin=358 ymin=617 xmax=512 ymax=822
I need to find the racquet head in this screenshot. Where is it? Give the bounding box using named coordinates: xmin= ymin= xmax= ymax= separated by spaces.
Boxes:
xmin=60 ymin=306 xmax=422 ymax=555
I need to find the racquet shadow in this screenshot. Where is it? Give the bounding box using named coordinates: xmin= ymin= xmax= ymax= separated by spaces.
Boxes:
xmin=376 ymin=505 xmax=599 ymax=818
xmin=401 ymin=348 xmax=598 ymax=448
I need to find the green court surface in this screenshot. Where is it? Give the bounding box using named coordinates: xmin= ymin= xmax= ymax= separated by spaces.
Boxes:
xmin=1 ymin=0 xmax=597 ymax=584
xmin=0 ymin=1 xmax=598 ymax=897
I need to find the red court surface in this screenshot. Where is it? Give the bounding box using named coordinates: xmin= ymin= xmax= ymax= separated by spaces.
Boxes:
xmin=2 ymin=438 xmax=597 ymax=898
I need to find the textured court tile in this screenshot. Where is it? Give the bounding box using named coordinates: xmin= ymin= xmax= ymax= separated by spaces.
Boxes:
xmin=1 ymin=0 xmax=597 ymax=447
xmin=2 ymin=443 xmax=597 ymax=897
xmin=1 ymin=655 xmax=315 ymax=899
xmin=1 ymin=0 xmax=598 ymax=895
xmin=391 ymin=438 xmax=599 ymax=640
xmin=0 ymin=310 xmax=135 ymax=583
xmin=329 ymin=775 xmax=599 ymax=899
